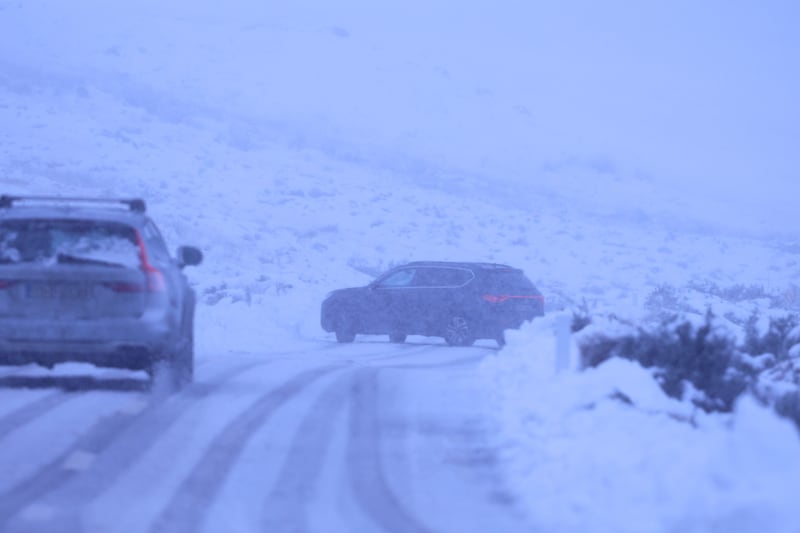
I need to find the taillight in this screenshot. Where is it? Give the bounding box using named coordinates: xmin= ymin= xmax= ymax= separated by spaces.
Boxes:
xmin=483 ymin=294 xmax=545 ymax=303
xmin=143 ymin=266 xmax=166 ymax=292
xmin=102 ymin=271 xmax=165 ymax=294
xmin=0 ymin=280 xmax=18 ymax=290
xmin=136 ymin=231 xmax=166 ymax=293
xmin=103 ymin=281 xmax=144 ymax=293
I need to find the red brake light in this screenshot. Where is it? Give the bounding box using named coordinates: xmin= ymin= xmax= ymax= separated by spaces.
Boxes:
xmin=0 ymin=280 xmax=18 ymax=290
xmin=144 ymin=267 xmax=167 ymax=292
xmin=136 ymin=231 xmax=166 ymax=293
xmin=483 ymin=294 xmax=545 ymax=303
xmin=103 ymin=281 xmax=146 ymax=293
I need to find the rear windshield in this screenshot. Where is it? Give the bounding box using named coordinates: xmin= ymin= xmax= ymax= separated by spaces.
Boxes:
xmin=0 ymin=219 xmax=140 ymax=267
xmin=483 ymin=270 xmax=536 ymax=292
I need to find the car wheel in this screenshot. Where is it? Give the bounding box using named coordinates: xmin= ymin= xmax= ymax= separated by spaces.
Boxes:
xmin=443 ymin=315 xmax=475 ymax=347
xmin=151 ymin=323 xmax=194 ymax=392
xmin=335 ymin=314 xmax=356 ymax=343
xmin=389 ymin=332 xmax=407 ymax=343
xmin=171 ymin=332 xmax=194 ymax=387
xmin=496 ymin=332 xmax=507 ymax=347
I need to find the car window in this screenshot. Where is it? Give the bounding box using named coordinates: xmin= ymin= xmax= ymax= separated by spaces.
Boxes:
xmin=413 ymin=267 xmax=473 ymax=287
xmin=376 ymin=268 xmax=416 ymax=288
xmin=483 ymin=270 xmax=535 ymax=291
xmin=0 ymin=219 xmax=140 ymax=267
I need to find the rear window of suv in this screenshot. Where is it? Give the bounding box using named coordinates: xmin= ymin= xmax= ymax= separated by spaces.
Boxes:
xmin=483 ymin=270 xmax=536 ymax=291
xmin=0 ymin=219 xmax=140 ymax=267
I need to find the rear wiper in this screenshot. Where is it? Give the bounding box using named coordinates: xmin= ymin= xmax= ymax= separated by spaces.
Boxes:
xmin=56 ymin=253 xmax=126 ymax=268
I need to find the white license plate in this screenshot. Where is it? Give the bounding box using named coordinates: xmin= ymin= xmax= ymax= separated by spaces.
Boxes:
xmin=26 ymin=283 xmax=92 ymax=301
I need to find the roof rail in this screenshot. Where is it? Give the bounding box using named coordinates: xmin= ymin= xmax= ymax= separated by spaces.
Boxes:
xmin=0 ymin=195 xmax=146 ymax=213
xmin=479 ymin=262 xmax=515 ymax=270
xmin=406 ymin=260 xmax=515 ymax=269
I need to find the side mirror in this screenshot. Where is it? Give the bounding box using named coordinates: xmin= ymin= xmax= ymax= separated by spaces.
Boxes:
xmin=177 ymin=245 xmax=203 ymax=268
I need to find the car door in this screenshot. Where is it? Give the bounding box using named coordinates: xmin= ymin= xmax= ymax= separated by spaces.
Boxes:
xmin=413 ymin=267 xmax=474 ymax=334
xmin=363 ymin=267 xmax=417 ymax=334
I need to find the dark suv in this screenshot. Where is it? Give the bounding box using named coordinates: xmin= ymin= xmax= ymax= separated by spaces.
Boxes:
xmin=0 ymin=195 xmax=203 ymax=387
xmin=321 ymin=261 xmax=544 ymax=346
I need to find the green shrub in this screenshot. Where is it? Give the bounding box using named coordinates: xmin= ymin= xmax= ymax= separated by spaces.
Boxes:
xmin=579 ymin=310 xmax=800 ymax=429
xmin=580 ymin=311 xmax=748 ymax=412
xmin=643 ymin=284 xmax=692 ymax=320
xmin=774 ymin=390 xmax=800 ymax=431
xmin=571 ymin=299 xmax=592 ymax=333
xmin=743 ymin=312 xmax=800 ymax=360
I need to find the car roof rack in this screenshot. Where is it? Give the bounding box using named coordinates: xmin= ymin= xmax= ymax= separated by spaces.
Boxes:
xmin=0 ymin=195 xmax=147 ymax=213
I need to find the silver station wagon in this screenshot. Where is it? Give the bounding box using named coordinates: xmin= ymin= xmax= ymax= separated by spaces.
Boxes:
xmin=0 ymin=195 xmax=202 ymax=388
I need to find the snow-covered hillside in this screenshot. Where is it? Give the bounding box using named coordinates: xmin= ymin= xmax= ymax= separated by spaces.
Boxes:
xmin=1 ymin=1 xmax=799 ymax=531
xmin=3 ymin=0 xmax=798 ymax=236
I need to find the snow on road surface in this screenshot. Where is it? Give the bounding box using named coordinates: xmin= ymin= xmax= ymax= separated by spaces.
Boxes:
xmin=0 ymin=341 xmax=528 ymax=533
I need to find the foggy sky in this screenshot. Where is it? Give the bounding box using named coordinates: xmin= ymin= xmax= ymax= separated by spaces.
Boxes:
xmin=1 ymin=0 xmax=797 ymax=234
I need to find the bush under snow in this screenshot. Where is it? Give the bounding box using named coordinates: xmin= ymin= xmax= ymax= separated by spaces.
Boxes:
xmin=481 ymin=314 xmax=800 ymax=533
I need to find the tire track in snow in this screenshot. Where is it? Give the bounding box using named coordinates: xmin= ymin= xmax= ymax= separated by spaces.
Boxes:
xmin=348 ymin=367 xmax=437 ymax=533
xmin=255 ymin=347 xmax=476 ymax=533
xmin=0 ymin=357 xmax=274 ymax=532
xmin=0 ymin=363 xmax=186 ymax=441
xmin=383 ymin=353 xmax=487 ymax=370
xmin=0 ymin=392 xmax=81 ymax=440
xmin=259 ymin=372 xmax=353 ymax=533
xmin=149 ymin=343 xmax=444 ymax=532
xmin=342 ymin=343 xmax=464 ymax=365
xmin=148 ymin=364 xmax=345 ymax=533
xmin=147 ymin=344 xmax=438 ymax=533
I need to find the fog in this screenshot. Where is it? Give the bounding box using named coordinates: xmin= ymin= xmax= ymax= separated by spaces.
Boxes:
xmin=2 ymin=0 xmax=797 ymax=236
xmin=1 ymin=3 xmax=800 ymax=532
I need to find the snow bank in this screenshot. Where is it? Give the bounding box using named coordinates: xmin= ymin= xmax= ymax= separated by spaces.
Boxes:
xmin=196 ymin=284 xmax=329 ymax=354
xmin=481 ymin=315 xmax=800 ymax=533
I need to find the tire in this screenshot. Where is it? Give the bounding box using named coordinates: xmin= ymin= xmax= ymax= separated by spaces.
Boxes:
xmin=335 ymin=314 xmax=356 ymax=343
xmin=171 ymin=331 xmax=194 ymax=387
xmin=443 ymin=315 xmax=475 ymax=347
xmin=496 ymin=332 xmax=507 ymax=347
xmin=151 ymin=317 xmax=194 ymax=392
xmin=389 ymin=332 xmax=407 ymax=343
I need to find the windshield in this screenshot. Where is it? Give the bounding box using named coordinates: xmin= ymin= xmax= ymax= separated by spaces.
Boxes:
xmin=0 ymin=219 xmax=140 ymax=268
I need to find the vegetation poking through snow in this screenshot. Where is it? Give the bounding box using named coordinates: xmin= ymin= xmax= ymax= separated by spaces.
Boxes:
xmin=643 ymin=284 xmax=693 ymax=320
xmin=743 ymin=313 xmax=800 ymax=361
xmin=571 ymin=299 xmax=593 ymax=333
xmin=579 ymin=311 xmax=748 ymax=412
xmin=687 ymin=280 xmax=776 ymax=304
xmin=577 ymin=310 xmax=800 ymax=429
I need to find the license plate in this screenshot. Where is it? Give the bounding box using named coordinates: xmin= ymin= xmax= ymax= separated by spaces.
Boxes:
xmin=26 ymin=283 xmax=92 ymax=301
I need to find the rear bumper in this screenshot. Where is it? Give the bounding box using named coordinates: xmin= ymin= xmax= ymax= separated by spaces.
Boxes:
xmin=0 ymin=316 xmax=174 ymax=370
xmin=0 ymin=348 xmax=157 ymax=370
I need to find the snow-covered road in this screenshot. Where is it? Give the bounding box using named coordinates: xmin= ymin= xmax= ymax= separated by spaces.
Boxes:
xmin=2 ymin=2 xmax=799 ymax=530
xmin=0 ymin=340 xmax=529 ymax=533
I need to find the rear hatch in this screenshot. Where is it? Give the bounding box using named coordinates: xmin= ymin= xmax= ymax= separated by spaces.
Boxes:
xmin=480 ymin=269 xmax=544 ymax=319
xmin=0 ymin=219 xmax=149 ymax=320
